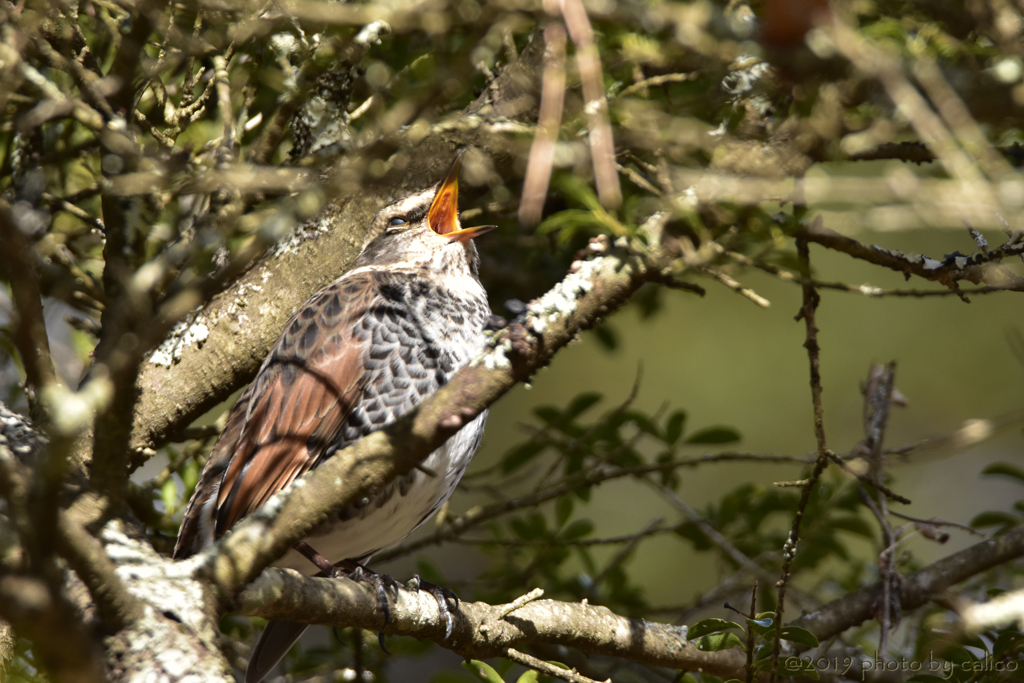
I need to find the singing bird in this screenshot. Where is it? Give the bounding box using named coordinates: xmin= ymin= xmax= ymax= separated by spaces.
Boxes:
xmin=173 ymin=154 xmax=495 ymax=682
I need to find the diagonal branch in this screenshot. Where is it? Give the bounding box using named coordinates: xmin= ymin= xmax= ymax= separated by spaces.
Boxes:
xmin=0 ymin=203 xmax=57 ymax=416
xmin=792 ymin=525 xmax=1024 ymax=641
xmin=796 ymin=216 xmax=1024 ymax=300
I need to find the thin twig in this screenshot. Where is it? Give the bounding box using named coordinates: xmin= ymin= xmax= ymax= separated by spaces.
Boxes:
xmin=824 ymin=452 xmax=911 ymax=505
xmin=499 ymin=588 xmax=545 ymax=618
xmin=745 ymin=582 xmax=757 ymax=683
xmin=616 ymin=72 xmax=699 ymax=100
xmin=560 ymin=0 xmax=621 ymax=210
xmin=770 ymin=236 xmax=832 ymax=683
xmin=700 ymin=266 xmax=771 ymax=308
xmin=519 ymin=21 xmax=567 ymax=227
xmin=505 ymin=647 xmax=610 ymax=683
xmin=888 ymin=511 xmax=982 ymax=537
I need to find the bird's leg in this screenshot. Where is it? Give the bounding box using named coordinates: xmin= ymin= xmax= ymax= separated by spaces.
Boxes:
xmin=334 ymin=558 xmax=397 ymax=653
xmin=294 ymin=543 xmax=394 ymax=640
xmin=405 ymin=575 xmax=459 ymax=639
xmin=294 ymin=541 xmax=336 ymax=574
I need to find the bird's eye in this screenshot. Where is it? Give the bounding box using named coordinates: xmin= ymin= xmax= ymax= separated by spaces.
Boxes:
xmin=389 ymin=217 xmax=407 ymax=227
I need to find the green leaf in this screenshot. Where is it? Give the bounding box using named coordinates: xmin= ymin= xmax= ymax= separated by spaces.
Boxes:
xmin=676 ymin=523 xmax=713 ymax=551
xmin=593 ymin=323 xmax=619 ymax=351
xmin=907 ymin=676 xmax=952 ymax=683
xmin=563 ymin=392 xmax=603 ymax=421
xmin=160 ymin=479 xmax=177 ymax=512
xmin=561 ymin=519 xmax=594 ymax=540
xmin=694 ymin=632 xmax=744 ymax=652
xmin=779 ymin=626 xmax=819 ymax=648
xmin=991 ymin=627 xmax=1024 ymax=657
xmin=688 ymin=618 xmax=743 ymax=638
xmin=745 ymin=617 xmax=774 ymax=638
xmin=502 ymin=441 xmax=546 ymax=474
xmin=685 ymin=426 xmax=741 ymax=445
xmin=556 ymin=496 xmax=574 ymax=529
xmin=971 ymin=511 xmax=1021 ymax=529
xmin=510 ymin=513 xmax=548 ymax=540
xmin=750 ymin=643 xmax=773 ymax=663
xmin=431 ymin=673 xmax=474 ymax=683
xmin=981 ymin=462 xmax=1024 ymax=484
xmin=181 ymin=458 xmax=201 ymax=493
xmin=665 ymin=410 xmax=687 ymax=444
xmin=830 ymin=515 xmax=875 ymax=538
xmin=533 ymin=406 xmax=562 ymax=425
xmin=623 ymin=410 xmax=661 ymax=437
xmin=462 ymin=660 xmax=503 ymax=683
xmin=514 ymin=671 xmax=539 ymax=683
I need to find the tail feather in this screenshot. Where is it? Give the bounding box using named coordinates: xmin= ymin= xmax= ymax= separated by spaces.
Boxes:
xmin=245 ymin=620 xmax=308 ymax=683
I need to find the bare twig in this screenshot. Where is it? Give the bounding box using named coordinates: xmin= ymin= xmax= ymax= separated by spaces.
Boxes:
xmin=519 ymin=21 xmax=567 ymax=228
xmin=500 ymin=588 xmax=545 ymax=618
xmin=505 ymin=647 xmax=610 ymax=683
xmin=700 ymin=266 xmax=771 ymax=308
xmin=771 ymin=235 xmax=833 ymax=683
xmin=559 ymin=0 xmax=621 ymax=210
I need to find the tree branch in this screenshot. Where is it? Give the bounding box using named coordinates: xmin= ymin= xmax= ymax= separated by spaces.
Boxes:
xmin=236 ymin=569 xmax=747 ymax=678
xmin=230 ymin=525 xmax=1024 ymax=680
xmin=796 ymin=216 xmax=1024 ymax=300
xmin=792 ymin=525 xmax=1024 ymax=641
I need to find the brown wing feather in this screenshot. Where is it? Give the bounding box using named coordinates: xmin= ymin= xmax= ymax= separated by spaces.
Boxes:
xmin=214 ymin=274 xmax=379 ymax=534
xmin=172 ymin=272 xmax=383 ymax=558
xmin=172 ymin=382 xmax=254 ymax=558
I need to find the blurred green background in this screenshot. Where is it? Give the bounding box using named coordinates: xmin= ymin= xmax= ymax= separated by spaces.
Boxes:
xmin=381 ymin=222 xmax=1023 ymax=611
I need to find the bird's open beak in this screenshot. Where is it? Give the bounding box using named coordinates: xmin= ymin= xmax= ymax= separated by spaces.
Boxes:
xmin=428 ymin=153 xmax=497 ymax=243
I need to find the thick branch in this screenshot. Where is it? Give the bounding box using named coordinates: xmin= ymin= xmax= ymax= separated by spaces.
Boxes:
xmin=237 ymin=569 xmax=746 ymax=678
xmin=233 ymin=525 xmax=1024 ymax=679
xmin=792 ymin=525 xmax=1024 ymax=640
xmin=0 ymin=203 xmax=57 ymax=415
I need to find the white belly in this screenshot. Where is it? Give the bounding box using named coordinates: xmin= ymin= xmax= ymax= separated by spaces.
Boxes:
xmin=272 ymin=411 xmax=487 ymax=574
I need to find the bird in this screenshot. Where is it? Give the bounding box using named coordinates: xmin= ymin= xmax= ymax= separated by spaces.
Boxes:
xmin=172 ymin=152 xmax=495 ymax=682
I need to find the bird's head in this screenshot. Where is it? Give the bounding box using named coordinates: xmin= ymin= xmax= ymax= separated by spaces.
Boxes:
xmin=357 ymin=153 xmax=496 ymax=276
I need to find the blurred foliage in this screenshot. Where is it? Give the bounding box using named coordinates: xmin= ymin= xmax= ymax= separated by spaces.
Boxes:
xmin=972 ymin=462 xmax=1024 ymax=535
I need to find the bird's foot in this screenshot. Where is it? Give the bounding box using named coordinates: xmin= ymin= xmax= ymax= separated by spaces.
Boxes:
xmin=405 ymin=574 xmax=459 ymax=639
xmin=293 ymin=544 xmax=398 ymax=652
xmin=331 ymin=559 xmax=399 ymax=654
xmin=292 ymin=546 xmax=459 ymax=648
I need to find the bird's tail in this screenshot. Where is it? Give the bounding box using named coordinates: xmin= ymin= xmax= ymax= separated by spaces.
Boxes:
xmin=245 ymin=620 xmax=308 ymax=683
